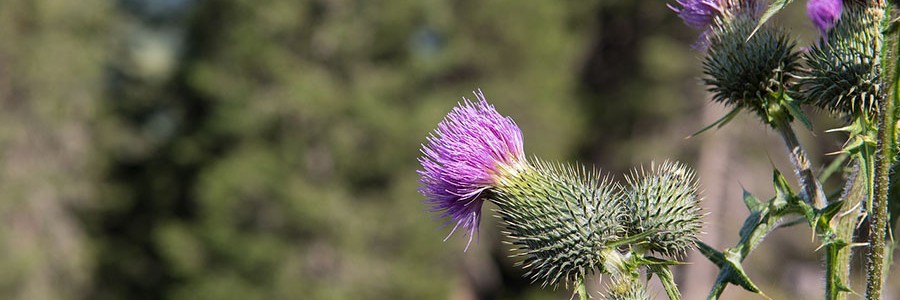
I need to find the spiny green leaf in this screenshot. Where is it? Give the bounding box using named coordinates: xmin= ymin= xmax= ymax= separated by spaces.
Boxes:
xmin=818 ymin=199 xmax=846 ymax=231
xmin=751 ymin=0 xmax=795 ymax=39
xmin=796 ymin=201 xmax=817 ymax=228
xmin=723 ymin=248 xmax=763 ymax=295
xmin=774 ymin=217 xmax=808 ymax=229
xmin=737 ymin=210 xmax=764 ymax=241
xmin=688 ymin=106 xmax=743 ymax=138
xmin=742 ymin=189 xmax=764 ymax=213
xmin=772 ymin=170 xmax=794 ymax=208
xmin=696 ymin=242 xmax=725 ymax=268
xmin=783 ymin=94 xmax=813 ymax=130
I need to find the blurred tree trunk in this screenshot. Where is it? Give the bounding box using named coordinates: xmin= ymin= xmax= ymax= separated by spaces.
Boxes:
xmin=679 ymin=102 xmax=733 ymax=299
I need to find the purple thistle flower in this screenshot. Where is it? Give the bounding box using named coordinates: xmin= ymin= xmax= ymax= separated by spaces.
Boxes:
xmin=668 ymin=0 xmax=723 ymax=29
xmin=807 ymin=0 xmax=842 ymax=35
xmin=418 ymin=89 xmax=527 ymax=250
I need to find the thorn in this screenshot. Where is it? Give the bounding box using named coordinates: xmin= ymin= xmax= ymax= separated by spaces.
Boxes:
xmin=850 ymin=242 xmax=869 ymax=248
xmin=837 ymin=201 xmax=862 ymax=218
xmin=825 ymin=150 xmax=849 ymax=156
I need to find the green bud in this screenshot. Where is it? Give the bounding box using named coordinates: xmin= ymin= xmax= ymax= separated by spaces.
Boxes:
xmin=799 ymin=2 xmax=884 ymax=119
xmin=603 ymin=276 xmax=650 ymax=300
xmin=491 ymin=160 xmax=626 ymax=287
xmin=624 ymin=161 xmax=703 ymax=256
xmin=703 ymin=13 xmax=801 ymax=125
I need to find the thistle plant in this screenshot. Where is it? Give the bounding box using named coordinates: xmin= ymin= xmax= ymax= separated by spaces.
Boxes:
xmin=418 ymin=0 xmax=900 ymax=299
xmin=418 ymin=91 xmax=703 ymax=299
xmin=674 ymin=0 xmax=899 ymax=299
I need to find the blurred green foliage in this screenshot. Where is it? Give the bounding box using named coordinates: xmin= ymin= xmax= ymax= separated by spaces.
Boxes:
xmin=0 ymin=0 xmax=725 ymax=299
xmin=87 ymin=0 xmax=604 ymax=299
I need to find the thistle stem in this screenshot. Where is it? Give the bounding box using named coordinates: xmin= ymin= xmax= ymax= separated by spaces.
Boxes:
xmin=827 ymin=162 xmax=866 ymax=300
xmin=575 ymin=278 xmax=588 ymax=300
xmin=773 ymin=117 xmax=828 ymax=209
xmin=865 ymin=44 xmax=896 ymax=300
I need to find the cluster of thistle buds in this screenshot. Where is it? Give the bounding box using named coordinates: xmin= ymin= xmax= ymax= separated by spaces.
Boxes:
xmin=418 ymin=90 xmax=703 ymax=299
xmin=670 ymin=0 xmax=884 ymax=124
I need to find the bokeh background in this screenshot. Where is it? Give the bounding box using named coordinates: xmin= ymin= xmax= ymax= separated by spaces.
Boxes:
xmin=3 ymin=0 xmax=900 ymax=299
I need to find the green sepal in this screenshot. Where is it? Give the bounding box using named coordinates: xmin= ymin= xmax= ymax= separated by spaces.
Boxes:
xmin=648 ymin=264 xmax=681 ymax=300
xmin=688 ymin=106 xmax=743 ymax=138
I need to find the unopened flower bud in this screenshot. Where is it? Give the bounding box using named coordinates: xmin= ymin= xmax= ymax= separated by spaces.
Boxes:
xmin=703 ymin=11 xmax=801 ymax=125
xmin=624 ymin=161 xmax=703 ymax=256
xmin=799 ymin=2 xmax=884 ymax=118
xmin=492 ymin=161 xmax=626 ymax=287
xmin=604 ymin=276 xmax=650 ymax=300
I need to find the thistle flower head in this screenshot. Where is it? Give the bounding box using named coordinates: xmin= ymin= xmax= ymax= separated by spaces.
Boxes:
xmin=668 ymin=0 xmax=724 ymax=29
xmin=799 ymin=2 xmax=883 ymax=118
xmin=703 ymin=13 xmax=801 ymax=124
xmin=603 ymin=276 xmax=650 ymax=300
xmin=418 ymin=89 xmax=527 ymax=249
xmin=807 ymin=0 xmax=842 ymax=34
xmin=492 ymin=161 xmax=625 ymax=287
xmin=624 ymin=161 xmax=703 ymax=256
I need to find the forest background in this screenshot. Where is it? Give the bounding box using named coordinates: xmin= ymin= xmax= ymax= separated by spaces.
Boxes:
xmin=3 ymin=0 xmax=900 ymax=299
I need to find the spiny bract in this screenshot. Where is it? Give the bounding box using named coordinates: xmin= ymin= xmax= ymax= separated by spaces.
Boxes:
xmin=491 ymin=160 xmax=625 ymax=287
xmin=799 ymin=3 xmax=884 ymax=118
xmin=624 ymin=161 xmax=703 ymax=256
xmin=603 ymin=276 xmax=651 ymax=300
xmin=703 ymin=13 xmax=801 ymax=124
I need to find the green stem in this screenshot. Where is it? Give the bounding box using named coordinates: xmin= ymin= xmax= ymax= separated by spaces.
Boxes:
xmin=575 ymin=277 xmax=588 ymax=300
xmin=865 ymin=90 xmax=893 ymax=300
xmin=774 ymin=116 xmax=827 ymax=209
xmin=827 ymin=162 xmax=866 ymax=300
xmin=866 ymin=7 xmax=897 ymax=299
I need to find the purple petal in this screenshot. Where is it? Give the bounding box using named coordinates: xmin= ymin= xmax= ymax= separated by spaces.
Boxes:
xmin=669 ymin=0 xmax=723 ymax=29
xmin=418 ymin=89 xmax=526 ymax=250
xmin=807 ymin=0 xmax=842 ymax=35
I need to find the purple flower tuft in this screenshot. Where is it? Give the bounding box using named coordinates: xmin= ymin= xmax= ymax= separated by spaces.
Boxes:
xmin=418 ymin=89 xmax=527 ymax=250
xmin=668 ymin=0 xmax=723 ymax=29
xmin=807 ymin=0 xmax=842 ymax=35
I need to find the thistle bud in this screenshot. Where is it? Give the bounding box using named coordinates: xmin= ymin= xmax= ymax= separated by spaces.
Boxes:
xmin=624 ymin=161 xmax=703 ymax=256
xmin=702 ymin=8 xmax=801 ymax=125
xmin=492 ymin=161 xmax=626 ymax=287
xmin=799 ymin=2 xmax=884 ymax=118
xmin=603 ymin=276 xmax=650 ymax=300
xmin=419 ymin=90 xmax=629 ymax=288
